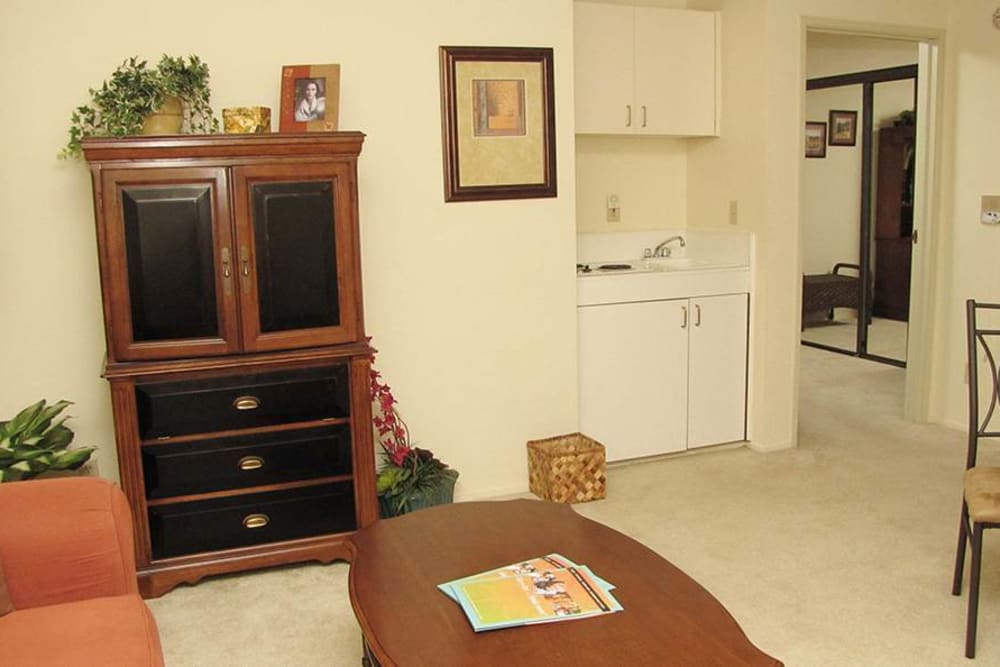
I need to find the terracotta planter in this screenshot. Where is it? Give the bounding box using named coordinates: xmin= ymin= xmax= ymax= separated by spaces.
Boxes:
xmin=378 ymin=469 xmax=458 ymax=518
xmin=142 ymin=96 xmax=183 ymax=135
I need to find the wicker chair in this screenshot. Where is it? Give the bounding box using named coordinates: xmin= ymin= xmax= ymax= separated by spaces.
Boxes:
xmin=801 ymin=262 xmax=860 ymax=329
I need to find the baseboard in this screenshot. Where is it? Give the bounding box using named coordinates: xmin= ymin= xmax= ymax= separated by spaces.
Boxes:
xmin=456 ymin=483 xmax=532 ymax=503
xmin=746 ymin=438 xmax=794 ymax=453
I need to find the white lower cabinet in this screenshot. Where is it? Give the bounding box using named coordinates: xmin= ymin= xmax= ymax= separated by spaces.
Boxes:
xmin=579 ymin=293 xmax=748 ymax=461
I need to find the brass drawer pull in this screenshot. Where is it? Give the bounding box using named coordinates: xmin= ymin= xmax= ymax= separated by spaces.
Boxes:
xmin=242 ymin=513 xmax=270 ymax=529
xmin=233 ymin=395 xmax=261 ymax=411
xmin=238 ymin=455 xmax=264 ymax=471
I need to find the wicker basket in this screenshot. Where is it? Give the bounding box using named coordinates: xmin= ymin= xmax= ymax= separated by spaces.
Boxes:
xmin=527 ymin=433 xmax=606 ymax=503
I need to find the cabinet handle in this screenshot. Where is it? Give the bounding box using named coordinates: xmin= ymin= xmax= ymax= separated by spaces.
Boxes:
xmin=695 ymin=304 xmax=702 ymax=327
xmin=240 ymin=245 xmax=251 ymax=275
xmin=681 ymin=305 xmax=688 ymax=329
xmin=641 ymin=105 xmax=647 ymax=128
xmin=626 ymin=104 xmax=632 ymax=128
xmin=221 ymin=247 xmax=232 ymax=278
xmin=233 ymin=395 xmax=261 ymax=411
xmin=242 ymin=513 xmax=270 ymax=529
xmin=238 ymin=455 xmax=265 ymax=471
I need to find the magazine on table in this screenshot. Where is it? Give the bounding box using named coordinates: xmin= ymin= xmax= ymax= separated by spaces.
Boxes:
xmin=438 ymin=553 xmax=622 ymax=632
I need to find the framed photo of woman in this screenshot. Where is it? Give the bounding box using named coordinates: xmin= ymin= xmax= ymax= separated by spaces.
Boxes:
xmin=279 ymin=64 xmax=340 ymax=132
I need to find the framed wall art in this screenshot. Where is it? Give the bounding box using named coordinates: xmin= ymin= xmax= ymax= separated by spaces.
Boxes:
xmin=805 ymin=122 xmax=827 ymax=158
xmin=828 ymin=109 xmax=857 ymax=146
xmin=279 ymin=64 xmax=340 ymax=132
xmin=438 ymin=46 xmax=556 ymax=202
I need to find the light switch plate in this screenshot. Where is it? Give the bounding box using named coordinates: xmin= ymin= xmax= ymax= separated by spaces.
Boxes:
xmin=606 ymin=194 xmax=620 ymax=223
xmin=982 ymin=195 xmax=1000 ymax=225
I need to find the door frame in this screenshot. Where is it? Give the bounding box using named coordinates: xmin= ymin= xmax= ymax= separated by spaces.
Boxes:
xmin=800 ymin=20 xmax=943 ymax=422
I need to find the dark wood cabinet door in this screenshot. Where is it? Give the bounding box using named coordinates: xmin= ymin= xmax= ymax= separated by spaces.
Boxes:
xmin=100 ymin=167 xmax=240 ymax=361
xmin=232 ymin=163 xmax=361 ymax=352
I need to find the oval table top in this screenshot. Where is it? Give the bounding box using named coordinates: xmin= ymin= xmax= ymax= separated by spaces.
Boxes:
xmin=348 ymin=499 xmax=781 ymax=667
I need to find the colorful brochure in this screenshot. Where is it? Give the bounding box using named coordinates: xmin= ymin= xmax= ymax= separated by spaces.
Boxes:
xmin=438 ymin=554 xmax=622 ymax=632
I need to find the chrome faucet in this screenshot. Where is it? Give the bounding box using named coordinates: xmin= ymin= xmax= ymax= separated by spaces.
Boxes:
xmin=651 ymin=235 xmax=686 ymax=258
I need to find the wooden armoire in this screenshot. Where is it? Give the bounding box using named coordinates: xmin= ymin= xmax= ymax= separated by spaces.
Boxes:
xmin=82 ymin=132 xmax=377 ymax=598
xmin=873 ymin=123 xmax=915 ymax=321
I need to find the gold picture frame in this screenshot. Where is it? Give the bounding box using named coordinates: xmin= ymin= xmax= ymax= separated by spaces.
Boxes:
xmin=805 ymin=121 xmax=827 ymax=158
xmin=279 ymin=64 xmax=340 ymax=132
xmin=828 ymin=109 xmax=857 ymax=146
xmin=439 ymin=46 xmax=557 ymax=202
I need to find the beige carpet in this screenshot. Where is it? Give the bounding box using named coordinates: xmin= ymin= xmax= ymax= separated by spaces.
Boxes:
xmin=148 ymin=346 xmax=998 ymax=665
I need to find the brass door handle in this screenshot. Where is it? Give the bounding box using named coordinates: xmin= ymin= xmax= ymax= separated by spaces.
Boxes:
xmin=233 ymin=395 xmax=261 ymax=411
xmin=242 ymin=513 xmax=270 ymax=529
xmin=238 ymin=455 xmax=264 ymax=471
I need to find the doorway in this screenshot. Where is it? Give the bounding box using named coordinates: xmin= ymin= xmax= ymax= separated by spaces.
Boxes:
xmin=801 ymin=33 xmax=919 ymax=368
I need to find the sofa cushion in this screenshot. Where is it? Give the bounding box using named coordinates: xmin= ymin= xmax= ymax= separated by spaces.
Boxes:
xmin=0 ymin=560 xmax=12 ymax=616
xmin=0 ymin=477 xmax=137 ymax=608
xmin=0 ymin=594 xmax=163 ymax=666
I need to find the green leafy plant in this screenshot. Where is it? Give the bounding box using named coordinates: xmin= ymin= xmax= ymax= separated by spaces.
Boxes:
xmin=0 ymin=400 xmax=96 ymax=482
xmin=370 ymin=350 xmax=457 ymax=516
xmin=61 ymin=54 xmax=220 ymax=159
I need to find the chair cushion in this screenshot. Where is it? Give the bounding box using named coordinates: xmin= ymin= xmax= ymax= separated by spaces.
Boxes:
xmin=964 ymin=467 xmax=1000 ymax=524
xmin=0 ymin=594 xmax=163 ymax=666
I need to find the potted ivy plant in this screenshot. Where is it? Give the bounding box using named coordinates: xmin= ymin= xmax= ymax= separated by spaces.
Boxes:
xmin=61 ymin=54 xmax=220 ymax=159
xmin=0 ymin=400 xmax=96 ymax=482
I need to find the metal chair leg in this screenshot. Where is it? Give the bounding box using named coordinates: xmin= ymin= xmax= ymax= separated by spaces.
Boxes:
xmin=954 ymin=501 xmax=969 ymax=596
xmin=967 ymin=523 xmax=983 ymax=659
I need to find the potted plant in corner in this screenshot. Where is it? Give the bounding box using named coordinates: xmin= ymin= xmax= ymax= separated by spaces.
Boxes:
xmin=0 ymin=400 xmax=96 ymax=482
xmin=370 ymin=351 xmax=458 ymax=518
xmin=60 ymin=54 xmax=220 ymax=159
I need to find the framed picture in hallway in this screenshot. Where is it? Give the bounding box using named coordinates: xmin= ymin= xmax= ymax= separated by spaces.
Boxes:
xmin=805 ymin=122 xmax=827 ymax=158
xmin=828 ymin=109 xmax=857 ymax=146
xmin=438 ymin=45 xmax=557 ymax=202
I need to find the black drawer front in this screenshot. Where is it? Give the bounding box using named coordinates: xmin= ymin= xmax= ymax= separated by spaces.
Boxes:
xmin=149 ymin=482 xmax=356 ymax=560
xmin=136 ymin=365 xmax=349 ymax=439
xmin=142 ymin=424 xmax=352 ymax=499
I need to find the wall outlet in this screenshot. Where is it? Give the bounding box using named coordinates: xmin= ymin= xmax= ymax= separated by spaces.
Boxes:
xmin=982 ymin=195 xmax=1000 ymax=225
xmin=606 ymin=194 xmax=620 ymax=223
xmin=729 ymin=199 xmax=739 ymax=226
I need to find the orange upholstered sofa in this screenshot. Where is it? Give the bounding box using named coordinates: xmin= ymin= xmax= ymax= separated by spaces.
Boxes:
xmin=0 ymin=477 xmax=164 ymax=666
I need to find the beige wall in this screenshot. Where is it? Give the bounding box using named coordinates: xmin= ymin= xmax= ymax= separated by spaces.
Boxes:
xmin=803 ymin=85 xmax=864 ymax=274
xmin=801 ymin=36 xmax=918 ymax=277
xmin=575 ymin=136 xmax=688 ymax=231
xmin=0 ymin=0 xmax=579 ymax=499
xmin=930 ymin=1 xmax=1000 ymax=428
xmin=806 ymin=32 xmax=922 ymax=77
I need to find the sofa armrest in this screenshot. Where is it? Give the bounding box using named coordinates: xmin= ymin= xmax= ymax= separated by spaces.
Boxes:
xmin=0 ymin=477 xmax=138 ymax=609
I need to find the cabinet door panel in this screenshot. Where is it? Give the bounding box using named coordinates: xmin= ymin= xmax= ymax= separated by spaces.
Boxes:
xmin=688 ymin=294 xmax=747 ymax=448
xmin=101 ymin=168 xmax=239 ymax=361
xmin=233 ymin=163 xmax=361 ymax=352
xmin=635 ymin=8 xmax=718 ymax=136
xmin=574 ymin=2 xmax=635 ymax=134
xmin=579 ymin=300 xmax=688 ymax=461
xmin=251 ymin=181 xmax=339 ymax=332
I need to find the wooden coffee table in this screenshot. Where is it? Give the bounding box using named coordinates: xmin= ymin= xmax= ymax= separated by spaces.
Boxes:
xmin=347 ymin=499 xmax=781 ymax=666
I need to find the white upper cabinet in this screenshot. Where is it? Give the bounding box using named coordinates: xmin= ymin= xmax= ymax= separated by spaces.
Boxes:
xmin=574 ymin=2 xmax=719 ymax=136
